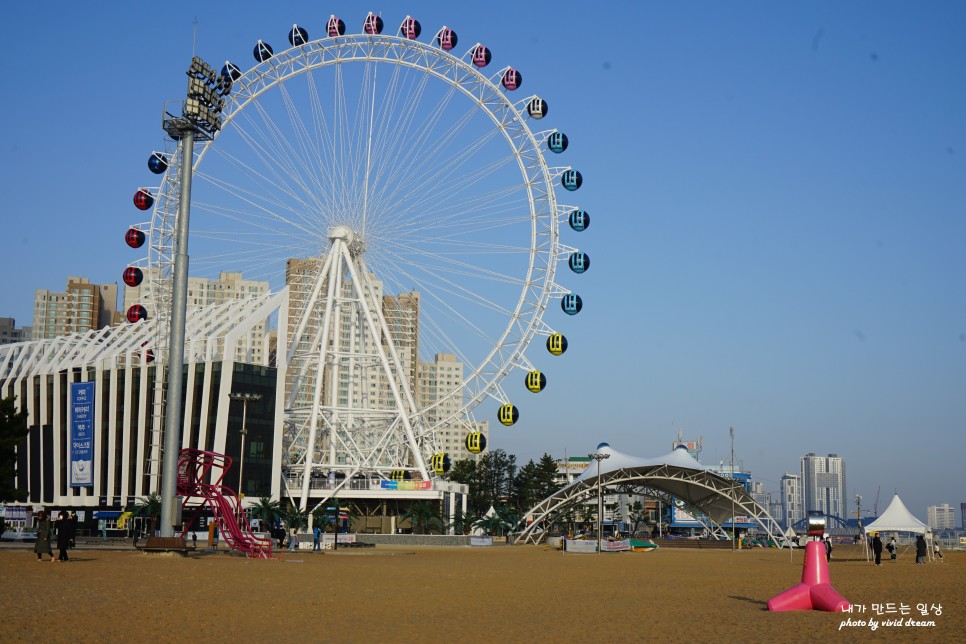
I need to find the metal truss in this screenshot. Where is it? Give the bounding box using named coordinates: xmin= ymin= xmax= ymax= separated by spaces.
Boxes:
xmin=516 ymin=464 xmax=793 ymax=549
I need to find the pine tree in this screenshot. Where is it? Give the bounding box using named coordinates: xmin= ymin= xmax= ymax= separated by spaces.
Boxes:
xmin=0 ymin=396 xmax=29 ymax=502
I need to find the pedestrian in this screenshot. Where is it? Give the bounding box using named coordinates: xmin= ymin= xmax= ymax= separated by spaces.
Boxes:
xmin=932 ymin=542 xmax=943 ymax=561
xmin=823 ymin=534 xmax=832 ymax=562
xmin=56 ymin=511 xmax=71 ymax=561
xmin=67 ymin=511 xmax=77 ymax=549
xmin=872 ymin=532 xmax=883 ymax=566
xmin=887 ymin=536 xmax=897 ymax=560
xmin=34 ymin=510 xmax=54 ymax=562
xmin=313 ymin=524 xmax=321 ymax=552
xmin=288 ymin=525 xmax=298 ymax=551
xmin=191 ymin=532 xmax=198 ymax=549
xmin=133 ymin=526 xmax=139 ymax=549
xmin=915 ymin=534 xmax=927 ymax=564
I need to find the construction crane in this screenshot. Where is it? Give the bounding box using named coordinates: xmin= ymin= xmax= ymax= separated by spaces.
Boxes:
xmin=873 ymin=486 xmax=881 ymax=518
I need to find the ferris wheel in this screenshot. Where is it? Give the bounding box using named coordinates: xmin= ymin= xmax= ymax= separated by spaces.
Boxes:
xmin=125 ymin=12 xmax=591 ymax=507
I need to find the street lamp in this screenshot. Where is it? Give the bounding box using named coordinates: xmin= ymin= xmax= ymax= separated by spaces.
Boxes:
xmin=588 ymin=449 xmax=611 ymax=554
xmin=228 ymin=392 xmax=262 ymax=513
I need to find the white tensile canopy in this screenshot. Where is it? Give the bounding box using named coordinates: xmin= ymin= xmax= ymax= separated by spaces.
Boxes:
xmin=515 ymin=443 xmax=789 ymax=547
xmin=863 ymin=494 xmax=929 ymax=534
xmin=863 ymin=494 xmax=932 ymax=561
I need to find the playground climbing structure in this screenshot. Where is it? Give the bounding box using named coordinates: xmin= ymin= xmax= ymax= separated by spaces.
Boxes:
xmin=177 ymin=448 xmax=273 ymax=558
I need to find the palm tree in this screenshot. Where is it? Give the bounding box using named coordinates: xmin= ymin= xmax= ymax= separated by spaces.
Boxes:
xmin=448 ymin=507 xmax=473 ymax=535
xmin=472 ymin=513 xmax=505 ymax=537
xmin=252 ymin=497 xmax=280 ymax=531
xmin=130 ymin=492 xmax=162 ymax=536
xmin=401 ymin=501 xmax=443 ymax=534
xmin=281 ymin=503 xmax=307 ymax=532
xmin=496 ymin=505 xmax=521 ymax=539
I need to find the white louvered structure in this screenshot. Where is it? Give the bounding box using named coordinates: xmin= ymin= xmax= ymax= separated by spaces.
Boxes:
xmin=0 ymin=292 xmax=286 ymax=510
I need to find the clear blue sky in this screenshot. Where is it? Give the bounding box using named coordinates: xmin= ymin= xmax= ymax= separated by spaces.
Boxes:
xmin=2 ymin=1 xmax=963 ymax=522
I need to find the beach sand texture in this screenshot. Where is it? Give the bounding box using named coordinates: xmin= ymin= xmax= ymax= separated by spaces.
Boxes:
xmin=1 ymin=543 xmax=961 ymax=642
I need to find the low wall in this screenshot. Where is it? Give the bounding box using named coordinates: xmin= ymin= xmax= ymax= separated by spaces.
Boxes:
xmin=354 ymin=534 xmax=503 ymax=547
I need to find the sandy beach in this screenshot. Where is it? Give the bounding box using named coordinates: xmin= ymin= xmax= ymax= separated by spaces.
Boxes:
xmin=0 ymin=543 xmax=961 ymax=642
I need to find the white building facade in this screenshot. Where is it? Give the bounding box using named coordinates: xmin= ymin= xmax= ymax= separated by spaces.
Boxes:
xmin=927 ymin=504 xmax=955 ymax=530
xmin=801 ymin=453 xmax=847 ymax=522
xmin=780 ymin=472 xmax=804 ymax=530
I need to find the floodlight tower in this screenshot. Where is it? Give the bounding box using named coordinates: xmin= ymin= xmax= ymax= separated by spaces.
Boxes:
xmin=588 ymin=450 xmax=611 ymax=554
xmin=158 ymin=57 xmax=229 ymax=537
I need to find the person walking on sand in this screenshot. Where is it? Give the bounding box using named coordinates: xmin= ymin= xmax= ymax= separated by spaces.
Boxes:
xmin=887 ymin=536 xmax=897 ymax=560
xmin=932 ymin=542 xmax=943 ymax=561
xmin=313 ymin=524 xmax=321 ymax=552
xmin=823 ymin=534 xmax=832 ymax=562
xmin=915 ymin=534 xmax=927 ymax=564
xmin=872 ymin=532 xmax=883 ymax=566
xmin=56 ymin=511 xmax=71 ymax=561
xmin=34 ymin=510 xmax=54 ymax=562
xmin=67 ymin=511 xmax=77 ymax=549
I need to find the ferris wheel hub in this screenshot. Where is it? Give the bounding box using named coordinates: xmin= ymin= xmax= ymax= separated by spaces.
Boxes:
xmin=327 ymin=225 xmax=354 ymax=242
xmin=328 ymin=225 xmax=365 ymax=256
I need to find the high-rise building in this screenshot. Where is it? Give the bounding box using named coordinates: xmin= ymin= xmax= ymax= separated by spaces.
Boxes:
xmin=768 ymin=498 xmax=785 ymax=528
xmin=417 ymin=353 xmax=488 ymax=462
xmin=927 ymin=504 xmax=955 ymax=530
xmin=0 ymin=318 xmax=31 ymax=345
xmin=780 ymin=472 xmax=804 ymax=530
xmin=32 ymin=277 xmax=118 ymax=340
xmin=749 ymin=480 xmax=772 ymax=519
xmin=800 ymin=453 xmax=847 ymax=521
xmin=124 ymin=269 xmax=269 ymax=363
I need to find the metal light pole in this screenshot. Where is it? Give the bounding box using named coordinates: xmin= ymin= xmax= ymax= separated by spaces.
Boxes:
xmin=158 ymin=57 xmax=229 ymax=537
xmin=229 ymin=392 xmax=262 ymax=507
xmin=730 ymin=427 xmax=736 ymax=552
xmin=588 ymin=451 xmax=610 ymax=554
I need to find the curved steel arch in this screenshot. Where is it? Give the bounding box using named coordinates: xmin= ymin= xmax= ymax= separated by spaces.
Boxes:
xmin=515 ymin=464 xmax=793 ymax=549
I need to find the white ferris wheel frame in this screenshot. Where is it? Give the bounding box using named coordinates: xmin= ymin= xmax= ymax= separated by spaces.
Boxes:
xmin=141 ymin=30 xmax=580 ymax=492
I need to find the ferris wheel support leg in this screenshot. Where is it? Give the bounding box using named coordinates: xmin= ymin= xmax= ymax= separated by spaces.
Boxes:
xmin=285 ymin=251 xmax=337 ymax=408
xmin=344 ymin=256 xmax=429 ymax=478
xmin=299 ymin=249 xmax=342 ymax=511
xmin=160 ymin=128 xmax=195 ymax=538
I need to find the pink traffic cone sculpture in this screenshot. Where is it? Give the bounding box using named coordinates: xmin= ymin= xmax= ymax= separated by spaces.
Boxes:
xmin=767 ymin=540 xmax=850 ymax=612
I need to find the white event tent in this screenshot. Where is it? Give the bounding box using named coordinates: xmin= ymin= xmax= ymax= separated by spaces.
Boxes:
xmin=863 ymin=494 xmax=932 ymax=561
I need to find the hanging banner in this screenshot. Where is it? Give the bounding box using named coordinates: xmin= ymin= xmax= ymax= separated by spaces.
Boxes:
xmin=380 ymin=480 xmax=432 ymax=491
xmin=70 ymin=382 xmax=94 ymax=487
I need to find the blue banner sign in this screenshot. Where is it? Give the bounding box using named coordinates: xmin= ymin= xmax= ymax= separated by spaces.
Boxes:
xmin=70 ymin=382 xmax=94 ymax=487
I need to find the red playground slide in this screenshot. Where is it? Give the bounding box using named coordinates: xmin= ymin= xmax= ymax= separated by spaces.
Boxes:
xmin=176 ymin=448 xmax=273 ymax=558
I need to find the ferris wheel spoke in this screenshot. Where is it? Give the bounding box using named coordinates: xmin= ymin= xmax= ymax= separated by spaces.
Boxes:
xmin=228 ymin=99 xmax=330 ymax=220
xmin=370 ymin=107 xmax=505 ymax=229
xmin=192 ymin=182 xmax=322 ymax=240
xmin=200 ymin=133 xmax=325 ymax=233
xmin=364 ymin=76 xmax=462 ymax=226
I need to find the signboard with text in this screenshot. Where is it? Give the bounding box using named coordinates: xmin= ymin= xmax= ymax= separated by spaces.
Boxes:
xmin=380 ymin=480 xmax=432 ymax=491
xmin=69 ymin=382 xmax=94 ymax=487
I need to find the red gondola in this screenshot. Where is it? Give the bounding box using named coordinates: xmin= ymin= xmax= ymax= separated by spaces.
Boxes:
xmin=125 ymin=228 xmax=145 ymax=248
xmin=133 ymin=189 xmax=154 ymax=211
